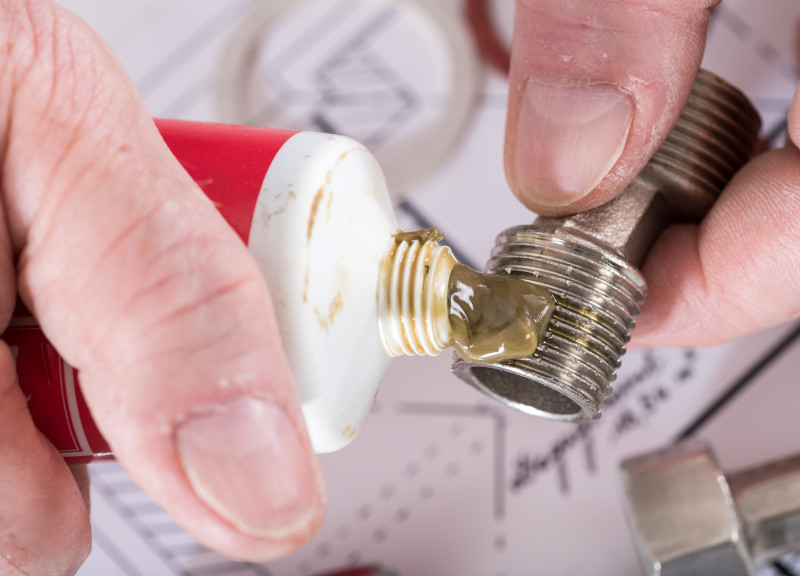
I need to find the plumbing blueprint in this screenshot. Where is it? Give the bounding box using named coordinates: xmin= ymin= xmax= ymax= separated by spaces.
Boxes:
xmin=54 ymin=1 xmax=800 ymax=574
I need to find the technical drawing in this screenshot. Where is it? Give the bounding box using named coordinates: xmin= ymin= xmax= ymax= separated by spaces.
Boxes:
xmin=57 ymin=0 xmax=800 ymax=574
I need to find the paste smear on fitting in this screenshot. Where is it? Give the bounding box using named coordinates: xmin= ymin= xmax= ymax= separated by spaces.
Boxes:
xmin=447 ymin=264 xmax=554 ymax=364
xmin=379 ymin=228 xmax=556 ymax=364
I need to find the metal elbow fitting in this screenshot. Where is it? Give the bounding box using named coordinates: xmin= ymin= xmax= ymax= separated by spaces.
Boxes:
xmin=452 ymin=69 xmax=761 ymax=422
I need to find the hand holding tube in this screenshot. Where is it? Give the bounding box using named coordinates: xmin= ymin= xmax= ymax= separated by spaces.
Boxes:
xmin=0 ymin=0 xmax=324 ymax=569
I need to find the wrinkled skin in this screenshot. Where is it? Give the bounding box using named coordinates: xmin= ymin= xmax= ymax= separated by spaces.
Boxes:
xmin=1 ymin=0 xmax=799 ymax=574
xmin=0 ymin=1 xmax=324 ymax=572
xmin=506 ymin=0 xmax=800 ymax=347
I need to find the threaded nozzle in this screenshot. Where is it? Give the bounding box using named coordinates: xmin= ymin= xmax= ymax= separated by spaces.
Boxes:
xmin=378 ymin=234 xmax=456 ymax=357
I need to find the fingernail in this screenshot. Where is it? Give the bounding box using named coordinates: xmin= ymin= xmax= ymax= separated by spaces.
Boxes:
xmin=515 ymin=78 xmax=634 ymax=206
xmin=176 ymin=396 xmax=320 ymax=539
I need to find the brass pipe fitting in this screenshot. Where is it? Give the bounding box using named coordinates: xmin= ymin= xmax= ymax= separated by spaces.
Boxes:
xmin=452 ymin=70 xmax=761 ymax=422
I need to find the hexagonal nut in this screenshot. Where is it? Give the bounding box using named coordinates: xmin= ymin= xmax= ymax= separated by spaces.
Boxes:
xmin=728 ymin=453 xmax=800 ymax=562
xmin=619 ymin=439 xmax=752 ymax=576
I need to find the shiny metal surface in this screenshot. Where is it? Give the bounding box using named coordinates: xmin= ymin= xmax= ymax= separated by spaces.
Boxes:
xmin=729 ymin=454 xmax=800 ymax=562
xmin=621 ymin=442 xmax=800 ymax=576
xmin=453 ymin=227 xmax=646 ymax=421
xmin=621 ymin=440 xmax=751 ymax=576
xmin=452 ymin=70 xmax=761 ymax=421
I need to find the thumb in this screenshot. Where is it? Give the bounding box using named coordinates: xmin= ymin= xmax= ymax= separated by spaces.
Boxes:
xmin=2 ymin=0 xmax=323 ymax=561
xmin=505 ymin=0 xmax=718 ymax=215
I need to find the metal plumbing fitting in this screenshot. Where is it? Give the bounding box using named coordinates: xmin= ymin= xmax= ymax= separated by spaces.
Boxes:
xmin=452 ymin=70 xmax=761 ymax=421
xmin=621 ymin=440 xmax=800 ymax=575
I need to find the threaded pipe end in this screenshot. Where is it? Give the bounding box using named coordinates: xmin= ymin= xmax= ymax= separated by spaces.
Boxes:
xmin=644 ymin=68 xmax=761 ymax=220
xmin=452 ymin=227 xmax=646 ymax=421
xmin=451 ymin=69 xmax=757 ymax=422
xmin=379 ymin=237 xmax=456 ymax=357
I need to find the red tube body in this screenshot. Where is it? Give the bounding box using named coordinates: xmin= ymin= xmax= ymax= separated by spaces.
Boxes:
xmin=3 ymin=120 xmax=297 ymax=463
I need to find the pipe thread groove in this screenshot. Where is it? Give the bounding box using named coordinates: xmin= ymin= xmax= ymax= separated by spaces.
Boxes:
xmin=453 ymin=229 xmax=646 ymax=421
xmin=451 ymin=69 xmax=760 ymax=422
xmin=379 ymin=239 xmax=456 ymax=357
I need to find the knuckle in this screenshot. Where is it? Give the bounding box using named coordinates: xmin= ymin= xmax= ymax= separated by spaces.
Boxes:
xmin=66 ymin=522 xmax=92 ymax=576
xmin=87 ymin=209 xmax=263 ymax=367
xmin=56 ymin=486 xmax=93 ymax=575
xmin=0 ymin=510 xmax=91 ymax=576
xmin=0 ymin=527 xmax=28 ymax=576
xmin=0 ymin=1 xmax=37 ymax=74
xmin=3 ymin=1 xmax=100 ymax=103
xmin=1 ymin=1 xmax=57 ymax=98
xmin=1 ymin=0 xmax=118 ymax=168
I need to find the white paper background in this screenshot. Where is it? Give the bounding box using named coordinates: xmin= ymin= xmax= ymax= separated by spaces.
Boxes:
xmin=47 ymin=1 xmax=800 ymax=575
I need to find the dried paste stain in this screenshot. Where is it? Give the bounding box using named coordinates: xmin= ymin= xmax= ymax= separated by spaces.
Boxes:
xmin=326 ymin=185 xmax=334 ymax=217
xmin=314 ymin=293 xmax=343 ymax=331
xmin=393 ymin=228 xmax=444 ymax=244
xmin=261 ymin=187 xmax=298 ymax=227
xmin=304 ymin=148 xmax=358 ymax=302
xmin=194 ymin=177 xmax=214 ymax=190
xmin=306 ymin=148 xmax=356 ymax=244
xmin=306 ymin=187 xmax=326 ymax=244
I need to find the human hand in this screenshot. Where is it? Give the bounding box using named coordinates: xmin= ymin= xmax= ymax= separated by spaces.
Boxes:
xmin=0 ymin=1 xmax=324 ymax=572
xmin=505 ymin=0 xmax=800 ymax=347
